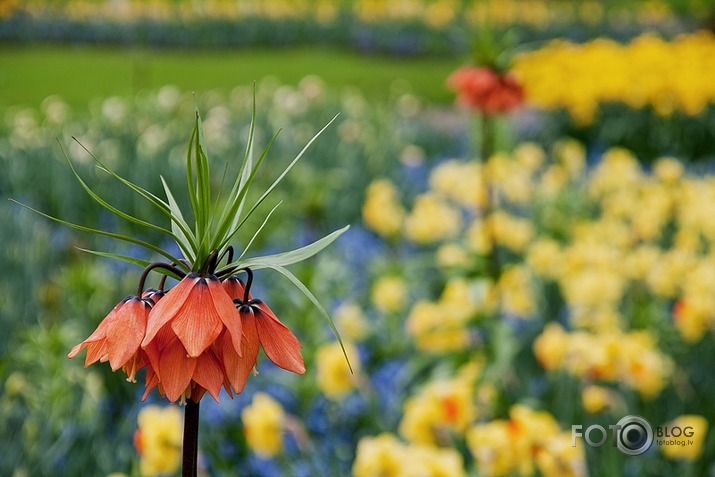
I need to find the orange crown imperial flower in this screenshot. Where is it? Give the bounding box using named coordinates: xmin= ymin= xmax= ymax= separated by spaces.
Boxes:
xmin=140 ymin=263 xmax=244 ymax=403
xmin=67 ymin=294 xmax=153 ymax=382
xmin=222 ymin=272 xmax=306 ymax=394
xmin=17 ymin=101 xmax=351 ymax=404
xmin=447 ymin=66 xmax=525 ymax=115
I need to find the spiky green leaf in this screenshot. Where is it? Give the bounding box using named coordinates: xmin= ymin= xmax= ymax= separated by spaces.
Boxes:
xmin=211 ymin=130 xmax=280 ymax=253
xmin=160 ymin=176 xmax=196 ymax=262
xmin=233 ymin=225 xmax=349 ymax=270
xmin=11 ymin=199 xmax=183 ymax=265
xmin=267 ymin=263 xmax=352 ymax=372
xmin=236 ymin=201 xmax=282 ymax=262
xmin=76 ymin=248 xmax=153 ymax=269
xmin=60 ymin=144 xmax=174 ymax=238
xmin=235 ymin=114 xmax=339 ymax=232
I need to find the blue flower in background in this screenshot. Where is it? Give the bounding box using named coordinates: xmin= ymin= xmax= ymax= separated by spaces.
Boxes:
xmin=370 ymin=359 xmax=410 ymax=429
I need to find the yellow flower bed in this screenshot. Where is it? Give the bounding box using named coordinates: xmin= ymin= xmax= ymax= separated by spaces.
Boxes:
xmin=514 ymin=31 xmax=715 ymax=124
xmin=361 ymin=139 xmax=715 ymax=471
xmin=13 ymin=0 xmax=679 ymax=28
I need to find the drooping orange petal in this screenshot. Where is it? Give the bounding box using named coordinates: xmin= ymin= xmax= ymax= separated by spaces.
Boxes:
xmin=106 ymin=297 xmax=150 ymax=371
xmin=255 ymin=302 xmax=305 ymax=375
xmin=222 ymin=375 xmax=234 ymax=399
xmin=208 ymin=277 xmax=242 ymax=356
xmin=154 ymin=323 xmax=178 ymax=352
xmin=79 ymin=317 xmax=111 ymax=345
xmin=223 ymin=275 xmax=247 ymax=301
xmin=213 ymin=331 xmax=235 ymax=389
xmin=158 ymin=337 xmax=197 ymax=402
xmin=190 ymin=385 xmax=207 ymax=402
xmin=143 ymin=338 xmax=161 ymax=380
xmin=220 ymin=311 xmax=259 ymax=395
xmin=142 ymin=274 xmax=201 ymax=348
xmin=68 ymin=342 xmax=86 ymax=360
xmin=192 ymin=349 xmax=225 ymax=402
xmin=84 ymin=340 xmax=109 ymax=367
xmin=144 ymin=323 xmax=177 ymax=380
xmin=142 ymin=365 xmax=160 ymax=401
xmin=170 ymin=278 xmax=224 ymax=357
xmin=68 ymin=297 xmax=129 ymax=360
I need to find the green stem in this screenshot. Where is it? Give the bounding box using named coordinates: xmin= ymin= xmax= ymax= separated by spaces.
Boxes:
xmin=480 ymin=113 xmax=496 ymax=163
xmin=479 ymin=113 xmax=501 ymax=285
xmin=182 ymin=399 xmax=200 ymax=477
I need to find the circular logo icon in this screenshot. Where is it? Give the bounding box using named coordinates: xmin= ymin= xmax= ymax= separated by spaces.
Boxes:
xmin=615 ymin=415 xmax=653 ymax=456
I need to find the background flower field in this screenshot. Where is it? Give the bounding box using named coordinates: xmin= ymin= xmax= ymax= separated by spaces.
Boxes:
xmin=1 ymin=1 xmax=715 ymax=476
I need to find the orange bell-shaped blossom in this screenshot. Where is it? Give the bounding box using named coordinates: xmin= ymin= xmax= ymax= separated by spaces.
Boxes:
xmin=221 ymin=275 xmax=305 ymax=394
xmin=141 ymin=273 xmax=243 ymax=403
xmin=68 ymin=294 xmax=154 ymax=382
xmin=142 ymin=336 xmax=230 ymax=403
xmin=447 ymin=66 xmax=525 ymax=115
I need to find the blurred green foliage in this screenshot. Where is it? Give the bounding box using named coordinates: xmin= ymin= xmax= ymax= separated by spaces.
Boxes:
xmin=0 ymin=45 xmax=459 ymax=111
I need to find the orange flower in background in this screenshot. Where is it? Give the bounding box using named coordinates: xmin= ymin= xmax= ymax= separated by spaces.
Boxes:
xmin=140 ymin=273 xmax=243 ymax=403
xmin=447 ymin=66 xmax=525 ymax=114
xmin=68 ymin=294 xmax=154 ymax=382
xmin=222 ymin=275 xmax=305 ymax=394
xmin=133 ymin=405 xmax=183 ymax=476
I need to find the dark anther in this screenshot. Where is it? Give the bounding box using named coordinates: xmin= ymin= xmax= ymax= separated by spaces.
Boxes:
xmin=233 ymin=296 xmax=261 ymax=313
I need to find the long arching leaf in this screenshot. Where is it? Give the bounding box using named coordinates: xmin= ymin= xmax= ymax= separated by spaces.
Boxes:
xmin=60 ymin=144 xmax=174 ymax=237
xmin=10 ymin=200 xmax=183 ymax=265
xmin=267 ymin=264 xmax=353 ymax=373
xmin=160 ymin=176 xmax=197 ymax=262
xmin=235 ymin=114 xmax=338 ymax=232
xmin=234 ymin=225 xmax=349 ymax=270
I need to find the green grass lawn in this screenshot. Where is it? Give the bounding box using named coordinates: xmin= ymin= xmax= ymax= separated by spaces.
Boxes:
xmin=0 ymin=45 xmax=460 ymax=111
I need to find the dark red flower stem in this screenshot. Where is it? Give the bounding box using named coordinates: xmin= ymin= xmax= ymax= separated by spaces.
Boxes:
xmin=136 ymin=262 xmax=187 ymax=296
xmin=214 ymin=247 xmax=241 ymax=279
xmin=242 ymin=267 xmax=253 ymax=303
xmin=200 ymin=249 xmax=220 ymax=276
xmin=218 ymin=245 xmax=234 ymax=267
xmin=158 ymin=273 xmax=168 ymax=293
xmin=182 ymin=398 xmax=200 ymax=477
